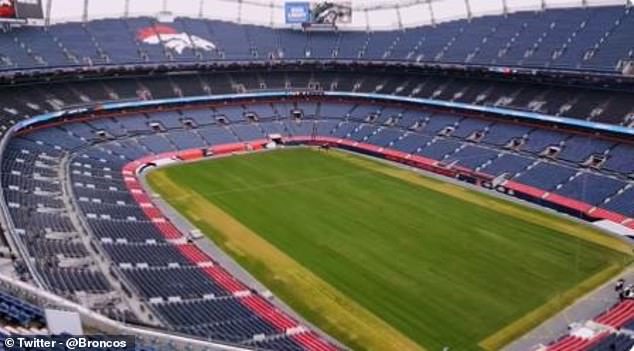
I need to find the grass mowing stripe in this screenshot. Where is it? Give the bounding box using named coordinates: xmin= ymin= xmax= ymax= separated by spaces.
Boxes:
xmin=331 ymin=150 xmax=634 ymax=348
xmin=196 ymin=170 xmax=374 ymax=197
xmin=330 ymin=150 xmax=633 ymax=256
xmin=479 ymin=263 xmax=624 ymax=350
xmin=148 ymin=148 xmax=631 ymax=351
xmin=147 ymin=170 xmax=426 ymax=351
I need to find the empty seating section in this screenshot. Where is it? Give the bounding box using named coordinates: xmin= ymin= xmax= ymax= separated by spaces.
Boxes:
xmin=260 ymin=122 xmax=287 ymax=136
xmin=4 ymin=190 xmax=62 ymax=208
xmin=122 ymin=267 xmax=228 ymax=299
xmin=86 ymin=19 xmax=141 ymax=63
xmin=451 ymin=119 xmax=490 ymax=138
xmin=332 ymin=122 xmax=361 ymax=138
xmin=233 ymin=124 xmax=265 ymax=141
xmin=0 ymin=108 xmax=355 ymax=349
xmin=88 ymin=119 xmax=127 ymax=138
xmin=37 ymin=265 xmax=110 ymax=294
xmin=89 ymin=219 xmax=166 ymax=242
xmin=448 ymin=146 xmax=499 ymax=169
xmin=218 ymin=106 xmax=246 ymax=123
xmin=558 ymin=136 xmax=613 ymax=163
xmin=0 ymin=6 xmax=631 ymax=349
xmin=0 ymin=67 xmax=632 ymax=129
xmin=555 ymin=173 xmax=625 ymax=205
xmin=25 ymin=239 xmax=87 ymax=258
xmin=0 ymin=291 xmax=45 ymax=327
xmin=166 ymin=131 xmax=208 ymax=149
xmin=315 ymin=121 xmax=339 ymax=136
xmin=0 ymin=292 xmax=162 ymax=350
xmin=295 ymin=103 xmax=318 ymax=117
xmin=155 ymin=298 xmax=278 ymax=334
xmin=182 ymin=109 xmax=216 ymax=126
xmin=349 ymin=125 xmax=378 ymax=141
xmin=375 ymin=108 xmax=404 ymax=125
xmin=421 ymin=114 xmax=460 ymax=134
xmin=522 ymin=129 xmax=567 ymax=153
xmin=197 ymin=127 xmax=238 ymax=145
xmin=1 ymin=138 xmax=114 ymax=298
xmin=247 ymin=104 xmax=277 ymax=120
xmin=349 ymin=105 xmax=380 ymax=122
xmin=47 ymin=23 xmax=103 ymax=65
xmin=80 ymin=202 xmax=147 ymax=221
xmin=366 ymin=129 xmax=404 ymax=146
xmin=480 ymin=154 xmax=534 ymax=177
xmin=110 ymin=140 xmax=153 ymax=160
xmin=138 ymin=135 xmax=175 ymax=153
xmin=588 ymin=333 xmax=634 ymax=351
xmin=0 ymin=7 xmax=631 ymax=72
xmin=319 ymin=104 xmax=354 ymax=118
xmin=604 ymin=188 xmax=634 ymax=217
xmin=482 ymin=124 xmax=532 ymax=146
xmin=148 ymin=111 xmax=184 ymax=130
xmin=392 ymin=133 xmax=431 ymax=153
xmin=515 ymin=162 xmax=578 ymax=190
xmin=584 ymin=7 xmax=634 ymax=70
xmin=2 ymin=97 xmax=634 ymax=348
xmin=417 ymin=139 xmax=461 ymax=160
xmin=554 ymin=7 xmax=624 ymax=69
xmin=603 ymin=144 xmax=634 ymax=175
xmin=248 ymin=337 xmax=304 ymax=351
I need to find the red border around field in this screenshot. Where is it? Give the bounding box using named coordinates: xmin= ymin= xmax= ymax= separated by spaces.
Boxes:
xmin=123 ymin=139 xmax=338 ymax=351
xmin=120 ymin=136 xmax=632 ymax=351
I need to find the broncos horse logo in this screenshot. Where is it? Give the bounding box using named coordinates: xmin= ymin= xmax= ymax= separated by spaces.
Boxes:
xmin=137 ymin=25 xmax=216 ymax=55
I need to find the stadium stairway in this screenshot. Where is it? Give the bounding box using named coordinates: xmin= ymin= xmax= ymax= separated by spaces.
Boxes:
xmin=1 ymin=6 xmax=634 ymax=72
xmin=5 ymin=98 xmax=634 ymax=350
xmin=120 ymin=157 xmax=341 ymax=350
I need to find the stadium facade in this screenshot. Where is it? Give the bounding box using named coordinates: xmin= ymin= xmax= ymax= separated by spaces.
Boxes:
xmin=0 ymin=0 xmax=633 ymax=350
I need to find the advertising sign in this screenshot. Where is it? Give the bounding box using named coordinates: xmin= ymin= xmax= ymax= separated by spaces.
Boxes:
xmin=285 ymin=2 xmax=310 ymax=24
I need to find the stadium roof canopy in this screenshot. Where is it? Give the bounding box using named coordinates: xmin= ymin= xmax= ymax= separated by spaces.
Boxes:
xmin=46 ymin=0 xmax=630 ymax=29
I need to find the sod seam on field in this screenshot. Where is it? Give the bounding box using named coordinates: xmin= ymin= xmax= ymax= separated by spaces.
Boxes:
xmin=148 ymin=170 xmax=425 ymax=351
xmin=148 ymin=148 xmax=631 ymax=351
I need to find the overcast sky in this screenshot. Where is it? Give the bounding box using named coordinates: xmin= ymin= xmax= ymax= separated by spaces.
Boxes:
xmin=46 ymin=0 xmax=623 ymax=29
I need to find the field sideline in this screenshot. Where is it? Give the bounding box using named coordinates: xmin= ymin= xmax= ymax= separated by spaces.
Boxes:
xmin=147 ymin=148 xmax=632 ymax=351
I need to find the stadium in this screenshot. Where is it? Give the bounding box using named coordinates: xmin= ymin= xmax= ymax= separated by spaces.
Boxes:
xmin=0 ymin=0 xmax=633 ymax=350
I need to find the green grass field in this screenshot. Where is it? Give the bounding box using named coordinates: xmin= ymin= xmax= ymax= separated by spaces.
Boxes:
xmin=148 ymin=148 xmax=631 ymax=351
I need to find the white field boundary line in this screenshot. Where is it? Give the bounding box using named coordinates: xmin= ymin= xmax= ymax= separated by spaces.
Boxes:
xmin=149 ymin=146 xmax=633 ymax=351
xmin=140 ymin=152 xmax=353 ymax=349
